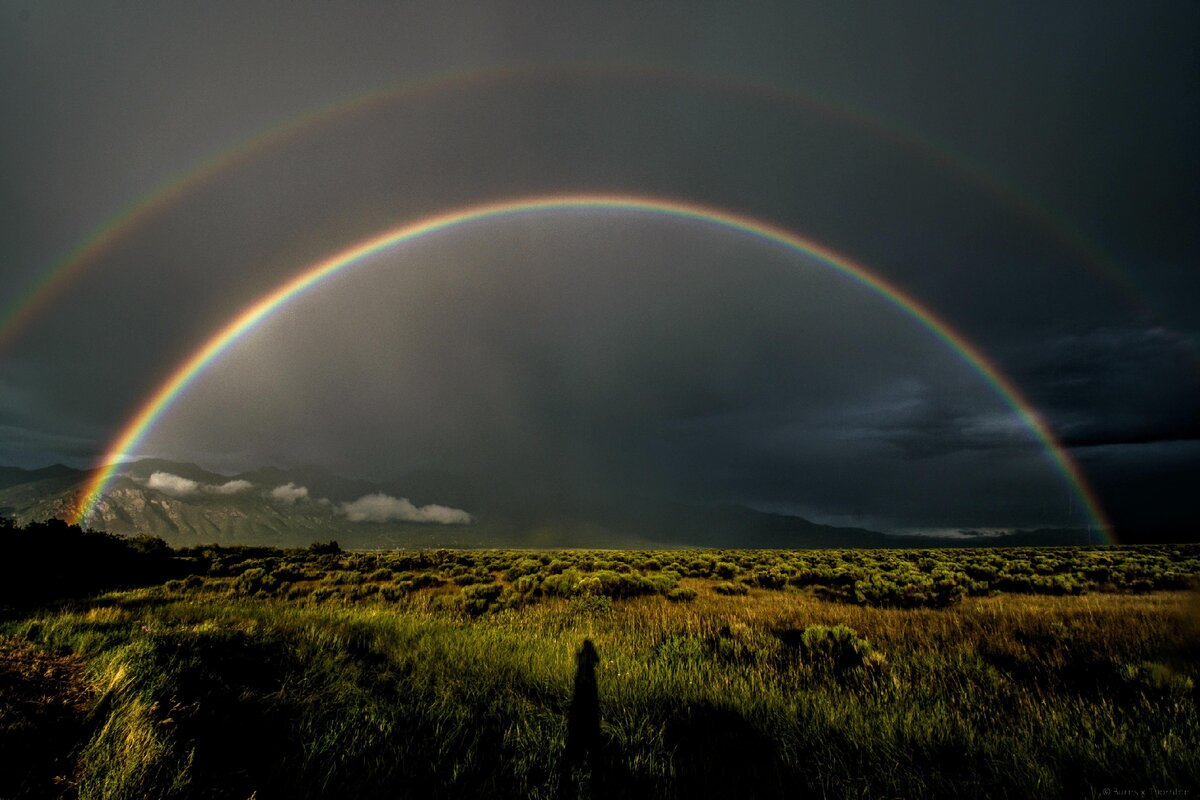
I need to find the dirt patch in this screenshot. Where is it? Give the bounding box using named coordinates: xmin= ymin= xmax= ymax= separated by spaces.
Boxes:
xmin=0 ymin=637 xmax=94 ymax=799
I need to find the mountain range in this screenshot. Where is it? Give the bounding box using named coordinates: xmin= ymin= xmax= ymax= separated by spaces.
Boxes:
xmin=0 ymin=459 xmax=1104 ymax=548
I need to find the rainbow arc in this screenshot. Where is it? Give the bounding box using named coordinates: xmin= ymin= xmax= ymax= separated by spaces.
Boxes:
xmin=69 ymin=194 xmax=1113 ymax=541
xmin=1 ymin=63 xmax=1154 ymax=354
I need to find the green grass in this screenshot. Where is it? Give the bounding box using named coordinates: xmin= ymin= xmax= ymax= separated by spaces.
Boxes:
xmin=2 ymin=545 xmax=1198 ymax=798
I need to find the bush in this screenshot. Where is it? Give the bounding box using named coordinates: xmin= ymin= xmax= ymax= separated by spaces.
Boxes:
xmin=322 ymin=571 xmax=363 ymax=586
xmin=714 ymin=561 xmax=740 ymax=579
xmin=713 ymin=582 xmax=748 ymax=596
xmin=233 ymin=567 xmax=278 ymax=596
xmin=453 ymin=572 xmax=493 ymax=586
xmin=504 ymin=558 xmax=543 ymax=581
xmin=393 ymin=573 xmax=443 ymax=591
xmin=796 ymin=624 xmax=879 ymax=672
xmin=568 ymin=593 xmax=614 ymax=616
xmin=379 ymin=586 xmax=405 ymax=602
xmin=666 ymin=587 xmax=697 ymax=603
xmin=745 ymin=570 xmax=788 ymax=590
xmin=1119 ymin=662 xmax=1195 ymax=699
xmin=451 ymin=583 xmax=504 ymax=616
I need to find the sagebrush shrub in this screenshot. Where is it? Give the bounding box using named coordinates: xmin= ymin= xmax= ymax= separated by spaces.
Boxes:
xmin=666 ymin=587 xmax=697 ymax=602
xmin=797 ymin=624 xmax=877 ymax=672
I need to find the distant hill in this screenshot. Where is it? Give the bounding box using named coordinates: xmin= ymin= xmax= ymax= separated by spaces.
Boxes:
xmin=0 ymin=463 xmax=83 ymax=492
xmin=0 ymin=459 xmax=1105 ymax=548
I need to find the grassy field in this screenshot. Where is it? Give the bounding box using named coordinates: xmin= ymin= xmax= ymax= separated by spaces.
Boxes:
xmin=1 ymin=535 xmax=1198 ymax=798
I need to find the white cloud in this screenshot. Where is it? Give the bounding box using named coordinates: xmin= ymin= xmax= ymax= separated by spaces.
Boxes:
xmin=340 ymin=493 xmax=472 ymax=525
xmin=270 ymin=482 xmax=309 ymax=503
xmin=146 ymin=471 xmax=257 ymax=498
xmin=209 ymin=479 xmax=254 ymax=495
xmin=147 ymin=471 xmax=200 ymax=497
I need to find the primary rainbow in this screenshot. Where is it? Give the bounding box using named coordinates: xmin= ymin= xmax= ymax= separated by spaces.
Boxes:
xmin=70 ymin=194 xmax=1113 ymax=540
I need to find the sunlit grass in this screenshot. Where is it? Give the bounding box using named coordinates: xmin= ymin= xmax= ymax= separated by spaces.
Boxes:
xmin=4 ymin=569 xmax=1197 ymax=798
xmin=4 ymin=541 xmax=1198 ymax=796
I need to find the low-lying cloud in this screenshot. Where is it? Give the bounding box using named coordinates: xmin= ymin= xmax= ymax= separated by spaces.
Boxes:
xmin=340 ymin=493 xmax=472 ymax=525
xmin=147 ymin=471 xmax=200 ymax=497
xmin=210 ymin=479 xmax=254 ymax=495
xmin=270 ymin=482 xmax=309 ymax=503
xmin=147 ymin=471 xmax=256 ymax=498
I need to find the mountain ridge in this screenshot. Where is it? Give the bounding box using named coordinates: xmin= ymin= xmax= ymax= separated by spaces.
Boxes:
xmin=0 ymin=459 xmax=1106 ymax=548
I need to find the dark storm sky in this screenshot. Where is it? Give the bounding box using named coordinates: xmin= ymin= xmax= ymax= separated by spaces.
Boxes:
xmin=1 ymin=2 xmax=1196 ymax=539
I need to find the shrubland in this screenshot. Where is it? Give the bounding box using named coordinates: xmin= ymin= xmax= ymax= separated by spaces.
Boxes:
xmin=1 ymin=519 xmax=1197 ymax=798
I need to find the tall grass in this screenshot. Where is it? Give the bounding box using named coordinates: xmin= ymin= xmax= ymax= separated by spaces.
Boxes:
xmin=4 ymin=578 xmax=1197 ymax=798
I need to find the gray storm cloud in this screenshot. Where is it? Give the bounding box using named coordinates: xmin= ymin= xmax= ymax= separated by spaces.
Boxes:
xmin=341 ymin=493 xmax=472 ymax=525
xmin=2 ymin=4 xmax=1195 ymax=539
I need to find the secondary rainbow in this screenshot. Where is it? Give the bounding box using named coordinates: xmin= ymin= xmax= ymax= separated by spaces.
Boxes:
xmin=1 ymin=63 xmax=1155 ymax=354
xmin=0 ymin=65 xmax=511 ymax=353
xmin=70 ymin=194 xmax=1113 ymax=540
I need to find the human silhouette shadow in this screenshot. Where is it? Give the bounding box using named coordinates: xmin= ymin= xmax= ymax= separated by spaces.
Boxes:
xmin=559 ymin=638 xmax=601 ymax=799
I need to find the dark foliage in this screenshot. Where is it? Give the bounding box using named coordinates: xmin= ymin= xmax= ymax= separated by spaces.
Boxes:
xmin=0 ymin=637 xmax=92 ymax=798
xmin=0 ymin=517 xmax=185 ymax=607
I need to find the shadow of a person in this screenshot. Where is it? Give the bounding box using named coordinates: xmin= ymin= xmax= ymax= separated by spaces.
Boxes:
xmin=560 ymin=638 xmax=601 ymax=798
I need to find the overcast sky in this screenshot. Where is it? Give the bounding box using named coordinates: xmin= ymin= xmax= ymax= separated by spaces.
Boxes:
xmin=1 ymin=2 xmax=1196 ymax=539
